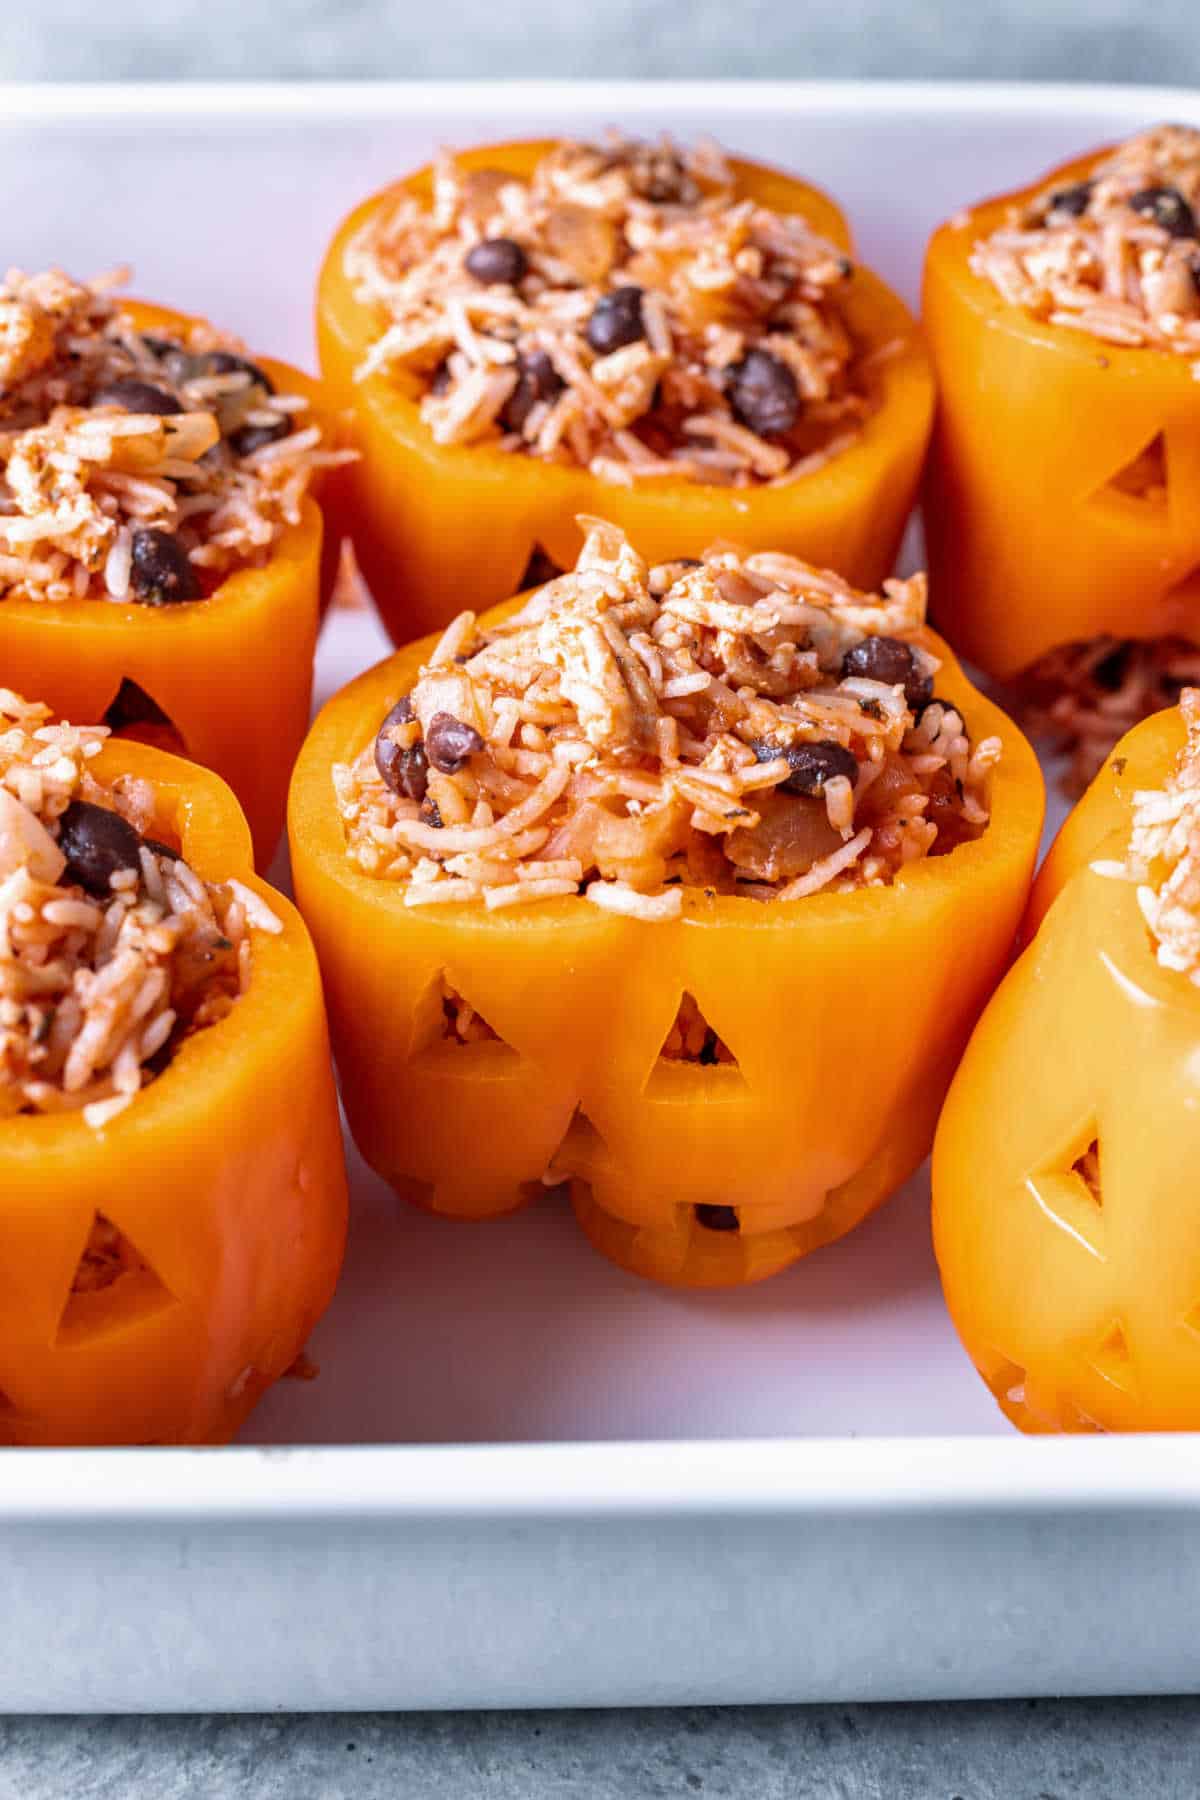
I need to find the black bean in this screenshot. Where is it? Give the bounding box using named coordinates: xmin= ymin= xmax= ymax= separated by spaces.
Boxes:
xmin=93 ymin=378 xmax=183 ymax=417
xmin=139 ymin=333 xmax=178 ymax=360
xmin=425 ymin=711 xmax=484 ymax=774
xmin=429 ymin=359 xmax=454 ymax=397
xmin=129 ymin=528 xmax=202 ymax=606
xmin=228 ymin=415 xmax=291 ymax=457
xmin=753 ymin=737 xmax=858 ymax=795
xmin=694 ymin=1204 xmax=739 ymax=1233
xmin=727 ymin=349 xmax=800 ymax=438
xmin=465 ymin=237 xmax=528 ymax=286
xmin=636 ymin=151 xmax=696 ymax=206
xmin=374 ymin=698 xmax=429 ymax=802
xmin=1129 ymin=185 xmax=1198 ymax=240
xmin=585 ymin=285 xmax=645 ymax=355
xmin=501 ymin=350 xmax=564 ymax=434
xmin=57 ymin=800 xmax=145 ymax=896
xmin=519 ymin=544 xmax=563 ymax=589
xmin=419 ymin=797 xmax=444 ymax=829
xmin=1045 ymin=181 xmax=1094 ymax=221
xmin=841 ymin=634 xmax=933 ymax=709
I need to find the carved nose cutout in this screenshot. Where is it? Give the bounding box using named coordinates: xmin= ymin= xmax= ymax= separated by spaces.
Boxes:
xmin=656 ymin=993 xmax=737 ymax=1068
xmin=56 ymin=1213 xmax=176 ymax=1347
xmin=1086 ymin=1320 xmax=1137 ymax=1396
xmin=645 ymin=993 xmax=747 ymax=1097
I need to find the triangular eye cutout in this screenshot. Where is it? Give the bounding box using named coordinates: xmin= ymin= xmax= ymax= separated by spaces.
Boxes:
xmin=1025 ymin=1122 xmax=1107 ymax=1261
xmin=440 ymin=979 xmax=501 ymax=1047
xmin=1092 ymin=433 xmax=1168 ymax=510
xmin=657 ymin=994 xmax=738 ymax=1068
xmin=1086 ymin=1320 xmax=1137 ymax=1394
xmin=409 ymin=971 xmax=514 ymax=1058
xmin=1071 ymin=1140 xmax=1102 ymax=1207
xmin=102 ymin=679 xmax=187 ymax=755
xmin=56 ymin=1213 xmax=175 ymax=1348
xmin=518 ymin=545 xmax=563 ymax=592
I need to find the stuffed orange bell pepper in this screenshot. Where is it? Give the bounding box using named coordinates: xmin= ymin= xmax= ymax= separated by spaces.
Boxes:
xmin=923 ymin=123 xmax=1200 ymax=785
xmin=0 ymin=267 xmax=350 ymax=866
xmin=0 ymin=690 xmax=348 ymax=1446
xmin=290 ymin=518 xmax=1042 ymax=1288
xmin=933 ymin=689 xmax=1200 ymax=1433
xmin=316 ymin=132 xmax=933 ymax=644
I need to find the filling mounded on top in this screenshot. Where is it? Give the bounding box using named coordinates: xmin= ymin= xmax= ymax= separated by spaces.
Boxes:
xmin=345 ymin=133 xmax=879 ymax=487
xmin=972 ymin=123 xmax=1200 ymax=356
xmin=334 ymin=519 xmax=1002 ymax=918
xmin=0 ymin=267 xmax=347 ymax=606
xmin=1097 ymin=687 xmax=1200 ymax=983
xmin=0 ymin=689 xmax=281 ymax=1128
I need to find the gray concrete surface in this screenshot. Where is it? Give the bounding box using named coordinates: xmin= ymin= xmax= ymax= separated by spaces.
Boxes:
xmin=3 ymin=1698 xmax=1200 ymax=1798
xmin=0 ymin=0 xmax=1197 ymax=85
xmin=4 ymin=6 xmax=1199 ymax=1794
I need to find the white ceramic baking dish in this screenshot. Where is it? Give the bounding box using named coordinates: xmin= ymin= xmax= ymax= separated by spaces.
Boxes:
xmin=2 ymin=80 xmax=1199 ymax=1712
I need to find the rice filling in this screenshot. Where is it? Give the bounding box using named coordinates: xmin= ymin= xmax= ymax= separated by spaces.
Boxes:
xmin=0 ymin=266 xmax=349 ymax=605
xmin=0 ymin=689 xmax=279 ymax=1127
xmin=334 ymin=518 xmax=1002 ymax=912
xmin=345 ymin=133 xmax=874 ymax=487
xmin=1097 ymin=686 xmax=1200 ymax=984
xmin=972 ymin=123 xmax=1200 ymax=357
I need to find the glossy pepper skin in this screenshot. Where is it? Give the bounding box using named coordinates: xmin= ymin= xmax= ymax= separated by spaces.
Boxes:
xmin=316 ymin=140 xmax=935 ymax=645
xmin=933 ymin=707 xmax=1200 ymax=1433
xmin=290 ymin=608 xmax=1043 ymax=1289
xmin=0 ymin=740 xmax=348 ymax=1447
xmin=0 ymin=301 xmax=339 ymax=868
xmin=923 ymin=148 xmax=1200 ymax=680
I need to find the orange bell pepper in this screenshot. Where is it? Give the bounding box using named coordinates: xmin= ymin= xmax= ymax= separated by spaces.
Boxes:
xmin=316 ymin=140 xmax=934 ymax=644
xmin=933 ymin=704 xmax=1200 ymax=1432
xmin=923 ymin=147 xmax=1200 ymax=680
xmin=0 ymin=739 xmax=348 ymax=1447
xmin=0 ymin=300 xmax=339 ymax=867
xmin=289 ymin=608 xmax=1042 ymax=1289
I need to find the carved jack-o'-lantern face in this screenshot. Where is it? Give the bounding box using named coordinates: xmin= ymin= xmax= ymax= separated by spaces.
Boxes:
xmin=290 ymin=615 xmax=1043 ymax=1289
xmin=0 ymin=741 xmax=347 ymax=1447
xmin=923 ymin=150 xmax=1200 ymax=681
xmin=934 ymin=708 xmax=1200 ymax=1431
